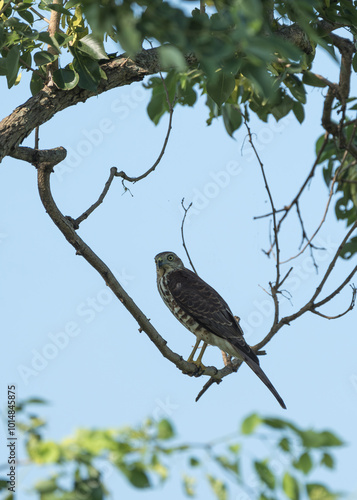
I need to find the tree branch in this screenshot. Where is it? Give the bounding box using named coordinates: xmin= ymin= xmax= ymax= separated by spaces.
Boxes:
xmin=36 ymin=159 xmax=265 ymax=396
xmin=0 ymin=48 xmax=181 ymax=163
xmin=68 ymin=167 xmax=118 ymax=229
xmin=180 ymin=199 xmax=197 ymax=274
xmin=9 ymin=146 xmax=66 ymax=166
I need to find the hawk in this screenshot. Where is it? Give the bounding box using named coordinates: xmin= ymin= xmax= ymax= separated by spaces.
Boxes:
xmin=155 ymin=251 xmax=286 ymax=409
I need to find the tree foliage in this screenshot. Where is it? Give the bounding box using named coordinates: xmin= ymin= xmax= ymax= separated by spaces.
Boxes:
xmin=1 ymin=0 xmax=357 ymax=252
xmin=0 ymin=399 xmax=344 ymax=500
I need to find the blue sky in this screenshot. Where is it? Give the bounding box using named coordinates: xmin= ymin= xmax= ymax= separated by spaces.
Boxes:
xmin=1 ymin=35 xmax=357 ymax=499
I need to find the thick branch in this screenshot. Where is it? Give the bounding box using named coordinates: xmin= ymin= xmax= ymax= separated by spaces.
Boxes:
xmin=0 ymin=48 xmax=165 ymax=163
xmin=9 ymin=146 xmax=67 ymax=166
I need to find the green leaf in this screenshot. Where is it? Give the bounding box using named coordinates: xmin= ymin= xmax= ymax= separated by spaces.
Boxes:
xmin=18 ymin=9 xmax=34 ymax=23
xmin=72 ymin=51 xmax=102 ymax=91
xmin=340 ymin=236 xmax=357 ymax=259
xmin=159 ymin=45 xmax=187 ymax=72
xmin=34 ymin=50 xmax=58 ymax=66
xmin=34 ymin=478 xmax=58 ymax=494
xmin=0 ymin=480 xmax=8 ymax=491
xmin=6 ymin=45 xmax=20 ymax=89
xmin=222 ymin=103 xmax=242 ymax=137
xmin=125 ymin=465 xmax=150 ymax=489
xmin=298 ymin=430 xmax=343 ymax=448
xmin=207 ymin=71 xmax=235 ymax=107
xmin=53 ymin=67 xmax=79 ymax=90
xmin=293 ymin=101 xmax=305 ymax=123
xmin=241 ymin=413 xmax=262 ymax=434
xmin=279 ymin=437 xmax=290 ymax=452
xmin=47 ymin=3 xmax=72 ymax=15
xmin=189 ymin=457 xmax=200 ymax=467
xmin=302 ymin=71 xmax=328 ymax=87
xmin=28 ymin=440 xmax=61 ymax=464
xmin=306 ymin=483 xmax=338 ymax=500
xmin=77 ymin=34 xmax=108 ymax=60
xmin=262 ymin=417 xmax=290 ymax=430
xmin=183 ymin=474 xmax=196 ymax=497
xmin=30 ymin=72 xmax=45 ymax=95
xmin=147 ymin=92 xmax=166 ymax=125
xmin=207 ymin=474 xmax=228 ymax=500
xmin=254 ymin=461 xmax=276 ymax=490
xmin=294 ymin=452 xmax=313 ymax=474
xmin=321 ymin=453 xmax=334 ymax=469
xmin=157 ymin=419 xmax=174 ymax=440
xmin=117 ymin=9 xmax=141 ymax=54
xmin=283 ymin=472 xmax=300 ymax=500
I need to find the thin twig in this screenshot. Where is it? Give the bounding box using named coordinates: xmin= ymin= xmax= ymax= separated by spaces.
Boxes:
xmin=2 ymin=46 xmax=47 ymax=80
xmin=69 ymin=167 xmax=118 ymax=228
xmin=244 ymin=111 xmax=280 ymax=327
xmin=282 ymin=125 xmax=357 ymax=264
xmin=0 ymin=0 xmax=11 ymax=16
xmin=253 ymin=221 xmax=357 ymax=351
xmin=254 ymin=133 xmax=329 ymax=257
xmin=30 ymin=6 xmax=50 ymax=23
xmin=311 ymin=285 xmax=356 ymax=319
xmin=180 ymin=198 xmax=197 ymax=274
xmin=116 ymin=60 xmax=176 ymax=185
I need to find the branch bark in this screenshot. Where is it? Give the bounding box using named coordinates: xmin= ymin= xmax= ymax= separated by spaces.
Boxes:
xmin=0 ymin=48 xmax=163 ymax=163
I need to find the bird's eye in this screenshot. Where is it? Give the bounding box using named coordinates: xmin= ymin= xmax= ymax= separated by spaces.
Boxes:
xmin=167 ymin=255 xmax=174 ymax=261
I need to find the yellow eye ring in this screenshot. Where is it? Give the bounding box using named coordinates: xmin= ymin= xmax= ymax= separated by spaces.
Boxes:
xmin=167 ymin=255 xmax=174 ymax=261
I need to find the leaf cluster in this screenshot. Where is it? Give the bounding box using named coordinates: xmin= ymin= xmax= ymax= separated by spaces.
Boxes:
xmin=0 ymin=399 xmax=344 ymax=500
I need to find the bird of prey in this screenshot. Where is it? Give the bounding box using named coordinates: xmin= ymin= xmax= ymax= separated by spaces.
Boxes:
xmin=155 ymin=251 xmax=286 ymax=409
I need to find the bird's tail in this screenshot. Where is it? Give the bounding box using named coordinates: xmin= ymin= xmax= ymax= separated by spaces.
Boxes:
xmin=243 ymin=355 xmax=286 ymax=409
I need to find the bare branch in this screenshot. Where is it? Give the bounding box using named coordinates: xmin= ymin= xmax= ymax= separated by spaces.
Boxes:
xmin=30 ymin=6 xmax=50 ymax=23
xmin=255 ymin=133 xmax=329 ymax=255
xmin=244 ymin=112 xmax=281 ymax=327
xmin=181 ymin=199 xmax=197 ymax=274
xmin=311 ymin=285 xmax=356 ymax=319
xmin=115 ymin=79 xmax=175 ymax=185
xmin=282 ymin=125 xmax=357 ymax=263
xmin=69 ymin=167 xmax=119 ymax=229
xmin=254 ymin=221 xmax=357 ymax=351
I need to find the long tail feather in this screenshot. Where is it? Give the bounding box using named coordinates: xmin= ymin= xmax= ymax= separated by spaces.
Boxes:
xmin=244 ymin=356 xmax=286 ymax=409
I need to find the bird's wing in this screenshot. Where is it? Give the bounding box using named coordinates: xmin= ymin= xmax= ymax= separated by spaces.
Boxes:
xmin=166 ymin=268 xmax=258 ymax=362
xmin=167 ymin=268 xmax=287 ymax=409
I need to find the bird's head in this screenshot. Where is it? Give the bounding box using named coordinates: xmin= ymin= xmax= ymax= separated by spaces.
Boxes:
xmin=155 ymin=252 xmax=184 ymax=277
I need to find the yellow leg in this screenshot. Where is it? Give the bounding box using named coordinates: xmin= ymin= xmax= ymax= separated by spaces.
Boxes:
xmin=195 ymin=342 xmax=208 ymax=368
xmin=187 ymin=338 xmax=201 ymax=363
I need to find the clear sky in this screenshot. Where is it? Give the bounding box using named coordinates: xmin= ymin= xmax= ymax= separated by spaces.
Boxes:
xmin=1 ymin=34 xmax=357 ymax=499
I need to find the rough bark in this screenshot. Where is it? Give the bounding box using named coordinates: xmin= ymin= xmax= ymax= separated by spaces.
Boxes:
xmin=0 ymin=48 xmax=161 ymax=162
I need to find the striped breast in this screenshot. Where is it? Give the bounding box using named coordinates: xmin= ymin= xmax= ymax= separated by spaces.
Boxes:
xmin=157 ymin=274 xmax=203 ymax=336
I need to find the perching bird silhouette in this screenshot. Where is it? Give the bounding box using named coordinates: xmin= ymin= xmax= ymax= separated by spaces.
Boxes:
xmin=155 ymin=251 xmax=286 ymax=409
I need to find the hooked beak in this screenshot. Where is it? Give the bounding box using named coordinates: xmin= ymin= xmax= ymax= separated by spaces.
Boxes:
xmin=157 ymin=259 xmax=163 ymax=269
